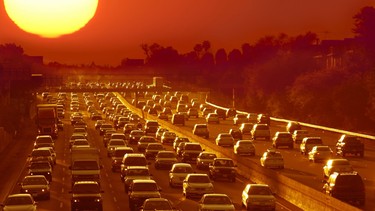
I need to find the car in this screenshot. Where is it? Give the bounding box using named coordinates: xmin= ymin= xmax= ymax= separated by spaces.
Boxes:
xmin=102 ymin=129 xmax=117 ymax=147
xmin=198 ymin=193 xmax=235 ymax=211
xmin=176 ymin=142 xmax=189 ymax=157
xmin=292 ymin=130 xmax=309 ymax=144
xmin=208 ymin=158 xmax=236 ymax=182
xmin=140 ymin=198 xmax=175 ymax=211
xmin=99 ymin=123 xmax=113 ymax=135
xmin=161 ymin=131 xmax=177 ymax=145
xmin=34 ymin=135 xmax=54 ymax=149
xmin=257 ymin=113 xmax=271 ymax=125
xmin=169 ymin=163 xmax=194 ymax=188
xmin=247 ymin=113 xmax=258 ymax=123
xmin=123 ymin=166 xmax=152 ymax=192
xmin=39 ymin=147 xmax=56 ymax=165
xmin=194 ymin=152 xmax=217 ymax=170
xmin=123 ymin=123 xmax=136 ymax=137
xmin=187 ymin=108 xmax=199 ymax=118
xmin=171 ymin=113 xmax=185 ymax=126
xmin=241 ymin=184 xmax=276 ymax=211
xmin=19 ymin=175 xmax=50 ymax=200
xmin=215 ymin=133 xmax=234 ymax=147
xmin=111 ymin=146 xmax=134 ymax=172
xmin=1 ymin=194 xmax=37 ymax=211
xmin=234 ymin=140 xmax=256 ymax=156
xmin=226 ymin=108 xmax=237 ymax=118
xmin=214 ymin=109 xmax=227 ymax=120
xmin=286 ymin=121 xmax=301 ymax=133
xmin=272 ymin=132 xmax=293 ymax=149
xmin=323 ymin=158 xmax=353 ymax=179
xmin=120 ymin=153 xmax=149 ymax=182
xmin=206 ymin=113 xmax=219 ymax=124
xmin=181 ymin=143 xmax=204 ymax=163
xmin=156 ymin=128 xmax=169 ymax=140
xmin=95 ymin=120 xmax=106 ymax=130
xmin=229 ymin=129 xmax=243 ymax=140
xmin=71 ymin=139 xmax=90 ymax=150
xmin=144 ymin=120 xmax=159 ymax=135
xmin=233 ymin=114 xmax=247 ymax=125
xmin=154 ymin=151 xmax=178 ymax=169
xmin=300 ymin=137 xmax=323 ymax=155
xmin=192 ymin=124 xmax=209 ymax=139
xmin=145 ymin=143 xmax=165 ymax=159
xmin=137 ymin=136 xmax=157 ymax=152
xmin=239 ymin=123 xmax=253 ymax=135
xmin=173 ymin=137 xmax=190 ymax=151
xmin=157 ymin=112 xmax=169 ymax=120
xmin=308 ymin=146 xmax=333 ymax=162
xmin=28 ymin=148 xmax=54 ymax=168
xmin=28 ymin=161 xmax=52 ymax=182
xmin=202 ymin=107 xmax=213 ymax=117
xmin=335 ymin=134 xmax=364 ymax=157
xmin=90 ymin=112 xmax=102 ymax=120
xmin=260 ymin=149 xmax=284 ymax=169
xmin=128 ymin=130 xmax=145 ymax=145
xmin=183 ymin=173 xmax=214 ymax=199
xmin=72 ymin=127 xmax=88 ymax=139
xmin=251 ymin=124 xmax=270 ymax=140
xmin=128 ymin=179 xmax=161 ymax=211
xmin=70 ymin=181 xmax=103 ymax=211
xmin=176 ymin=104 xmax=188 ymax=113
xmin=107 ymin=139 xmax=126 ymax=157
xmin=323 ymin=171 xmax=365 ymax=205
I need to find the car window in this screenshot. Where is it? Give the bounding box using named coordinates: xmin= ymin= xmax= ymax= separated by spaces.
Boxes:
xmin=5 ymin=196 xmax=33 ymax=205
xmin=248 ymin=186 xmax=272 ymax=195
xmin=203 ymin=196 xmax=231 ymax=204
xmin=144 ymin=201 xmax=172 ymax=210
xmin=133 ymin=183 xmax=158 ymax=191
xmin=188 ymin=175 xmax=210 ymax=183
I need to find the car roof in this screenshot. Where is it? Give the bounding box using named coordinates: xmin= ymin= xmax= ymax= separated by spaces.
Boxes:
xmin=172 ymin=163 xmax=192 ymax=167
xmin=132 ymin=179 xmax=157 ymax=184
xmin=127 ymin=166 xmax=149 ymax=170
xmin=74 ymin=181 xmax=99 ymax=185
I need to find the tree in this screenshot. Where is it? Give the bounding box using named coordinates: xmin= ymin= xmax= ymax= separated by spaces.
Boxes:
xmin=353 ymin=6 xmax=375 ymax=57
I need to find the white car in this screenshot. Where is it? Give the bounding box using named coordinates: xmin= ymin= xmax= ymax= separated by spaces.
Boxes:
xmin=215 ymin=133 xmax=234 ymax=147
xmin=260 ymin=149 xmax=284 ymax=169
xmin=323 ymin=159 xmax=353 ymax=179
xmin=183 ymin=173 xmax=214 ymax=199
xmin=242 ymin=184 xmax=276 ymax=210
xmin=169 ymin=163 xmax=194 ymax=187
xmin=198 ymin=193 xmax=235 ymax=211
xmin=234 ymin=140 xmax=255 ymax=156
xmin=308 ymin=146 xmax=333 ymax=162
xmin=1 ymin=194 xmax=37 ymax=211
xmin=154 ymin=151 xmax=178 ymax=169
xmin=106 ymin=139 xmax=126 ymax=157
xmin=206 ymin=113 xmax=219 ymax=124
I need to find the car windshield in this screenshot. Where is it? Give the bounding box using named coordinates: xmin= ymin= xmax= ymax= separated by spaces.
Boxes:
xmin=185 ymin=144 xmax=202 ymax=151
xmin=203 ymin=196 xmax=232 ymax=205
xmin=248 ymin=186 xmax=272 ymax=195
xmin=73 ymin=140 xmax=89 ymax=146
xmin=333 ymin=160 xmax=350 ymax=166
xmin=73 ymin=184 xmax=100 ymax=193
xmin=132 ymin=183 xmax=158 ymax=191
xmin=173 ymin=166 xmax=193 ymax=173
xmin=257 ymin=125 xmax=269 ymax=130
xmin=143 ymin=201 xmax=172 ymax=210
xmin=147 ymin=144 xmax=163 ymax=150
xmin=125 ymin=157 xmax=147 ymax=166
xmin=36 ymin=137 xmax=52 ymax=143
xmin=109 ymin=140 xmax=125 ymax=146
xmin=23 ymin=177 xmax=48 ymax=185
xmin=114 ymin=150 xmax=131 ymax=157
xmin=157 ymin=152 xmax=175 ymax=158
xmin=127 ymin=169 xmax=149 ymax=176
xmin=200 ymin=154 xmax=216 ymax=159
xmin=214 ymin=160 xmax=234 ymax=167
xmin=307 ymin=139 xmax=322 ymax=144
xmin=72 ymin=161 xmax=99 ymax=170
xmin=5 ymin=196 xmax=33 ymax=205
xmin=188 ymin=175 xmax=210 ymax=183
xmin=30 ymin=162 xmax=50 ymax=169
xmin=31 ymin=150 xmax=51 ymax=157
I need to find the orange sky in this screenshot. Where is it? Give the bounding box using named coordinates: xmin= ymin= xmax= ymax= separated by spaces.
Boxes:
xmin=1 ymin=0 xmax=374 ymax=66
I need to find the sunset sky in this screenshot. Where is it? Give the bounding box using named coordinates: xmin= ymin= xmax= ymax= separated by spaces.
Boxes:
xmin=1 ymin=0 xmax=374 ymax=66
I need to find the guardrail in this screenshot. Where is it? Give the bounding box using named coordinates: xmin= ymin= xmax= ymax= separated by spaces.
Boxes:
xmin=114 ymin=92 xmax=361 ymax=211
xmin=205 ymin=101 xmax=375 ymax=141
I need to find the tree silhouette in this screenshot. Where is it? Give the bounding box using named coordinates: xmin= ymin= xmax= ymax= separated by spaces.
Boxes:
xmin=353 ymin=6 xmax=375 ymax=57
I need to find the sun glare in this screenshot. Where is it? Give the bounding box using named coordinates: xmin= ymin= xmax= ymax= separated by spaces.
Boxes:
xmin=4 ymin=0 xmax=98 ymax=38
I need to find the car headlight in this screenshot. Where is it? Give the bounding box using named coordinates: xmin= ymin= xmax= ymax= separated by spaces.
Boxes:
xmin=24 ymin=189 xmax=28 ymax=192
xmin=95 ymin=198 xmax=102 ymax=202
xmin=73 ymin=199 xmax=80 ymax=203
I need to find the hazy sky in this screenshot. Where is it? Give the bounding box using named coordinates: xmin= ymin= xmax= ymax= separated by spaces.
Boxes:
xmin=1 ymin=0 xmax=374 ymax=65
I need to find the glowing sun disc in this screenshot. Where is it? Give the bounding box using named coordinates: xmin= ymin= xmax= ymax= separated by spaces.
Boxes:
xmin=4 ymin=0 xmax=98 ymax=38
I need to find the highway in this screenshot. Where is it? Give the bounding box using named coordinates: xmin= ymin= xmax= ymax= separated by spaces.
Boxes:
xmin=0 ymin=92 xmax=301 ymax=211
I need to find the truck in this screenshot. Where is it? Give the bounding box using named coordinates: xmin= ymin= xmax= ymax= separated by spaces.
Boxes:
xmin=36 ymin=104 xmax=58 ymax=139
xmin=69 ymin=147 xmax=102 ymax=187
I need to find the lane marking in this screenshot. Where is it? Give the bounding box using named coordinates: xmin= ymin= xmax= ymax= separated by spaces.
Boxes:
xmin=60 ymin=202 xmax=63 ymax=208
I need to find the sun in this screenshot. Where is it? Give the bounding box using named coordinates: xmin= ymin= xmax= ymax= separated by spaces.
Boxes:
xmin=4 ymin=0 xmax=98 ymax=38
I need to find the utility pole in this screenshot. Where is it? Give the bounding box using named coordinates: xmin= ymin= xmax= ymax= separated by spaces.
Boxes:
xmin=232 ymin=88 xmax=235 ymax=109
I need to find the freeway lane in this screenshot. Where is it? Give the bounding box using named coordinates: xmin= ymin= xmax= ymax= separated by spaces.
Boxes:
xmin=3 ymin=92 xmax=299 ymax=210
xmin=123 ymin=92 xmax=374 ymax=210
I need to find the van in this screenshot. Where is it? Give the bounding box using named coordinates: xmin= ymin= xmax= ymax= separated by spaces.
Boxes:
xmin=323 ymin=172 xmax=365 ymax=205
xmin=172 ymin=113 xmax=185 ymax=126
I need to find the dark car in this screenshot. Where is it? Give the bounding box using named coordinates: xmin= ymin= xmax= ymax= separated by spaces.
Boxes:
xmin=70 ymin=181 xmax=104 ymax=211
xmin=172 ymin=113 xmax=185 ymax=126
xmin=215 ymin=109 xmax=227 ymax=120
xmin=335 ymin=135 xmax=364 ymax=157
xmin=208 ymin=158 xmax=236 ymax=182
